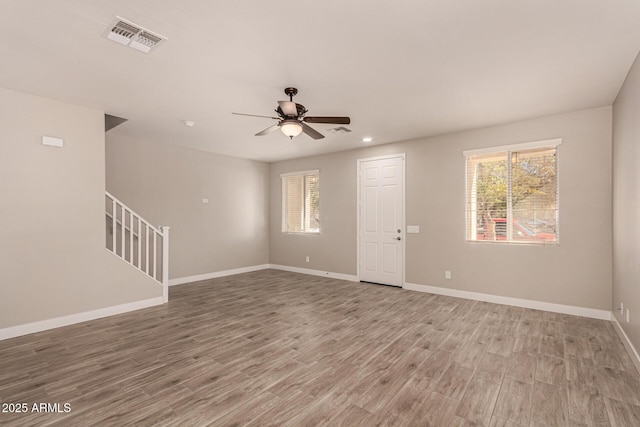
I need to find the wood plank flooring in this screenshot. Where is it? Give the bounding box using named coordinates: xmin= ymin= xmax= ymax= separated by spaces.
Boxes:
xmin=1 ymin=269 xmax=639 ymax=426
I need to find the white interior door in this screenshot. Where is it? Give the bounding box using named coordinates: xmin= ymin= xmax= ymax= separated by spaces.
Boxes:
xmin=358 ymin=154 xmax=405 ymax=287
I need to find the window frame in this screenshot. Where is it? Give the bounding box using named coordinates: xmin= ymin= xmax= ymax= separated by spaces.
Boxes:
xmin=281 ymin=169 xmax=320 ymax=235
xmin=464 ymin=139 xmax=561 ymax=245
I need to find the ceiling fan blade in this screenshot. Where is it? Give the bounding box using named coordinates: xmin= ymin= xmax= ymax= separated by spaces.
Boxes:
xmin=278 ymin=101 xmax=298 ymax=116
xmin=303 ymin=116 xmax=351 ymax=125
xmin=232 ymin=112 xmax=279 ymax=119
xmin=302 ymin=123 xmax=324 ymax=140
xmin=255 ymin=124 xmax=280 ymax=136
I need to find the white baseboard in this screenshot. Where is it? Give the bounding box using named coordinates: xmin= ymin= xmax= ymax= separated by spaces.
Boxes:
xmin=169 ymin=264 xmax=357 ymax=287
xmin=0 ymin=297 xmax=163 ymax=341
xmin=269 ymin=264 xmax=358 ymax=282
xmin=612 ymin=314 xmax=640 ymax=375
xmin=403 ymin=282 xmax=611 ymax=321
xmin=169 ymin=264 xmax=271 ymax=286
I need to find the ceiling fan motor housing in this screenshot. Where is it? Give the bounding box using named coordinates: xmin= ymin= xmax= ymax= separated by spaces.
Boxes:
xmin=276 ymin=103 xmax=307 ymax=119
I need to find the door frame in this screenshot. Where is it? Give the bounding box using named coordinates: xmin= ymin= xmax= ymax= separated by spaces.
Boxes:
xmin=356 ymin=153 xmax=406 ymax=287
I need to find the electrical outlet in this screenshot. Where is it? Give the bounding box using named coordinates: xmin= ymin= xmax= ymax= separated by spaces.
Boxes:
xmin=626 ymin=308 xmax=630 ymax=323
xmin=445 ymin=271 xmax=451 ymax=280
xmin=305 ymin=256 xmax=310 ymax=263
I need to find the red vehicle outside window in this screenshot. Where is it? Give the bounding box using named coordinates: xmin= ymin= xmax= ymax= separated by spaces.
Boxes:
xmin=476 ymin=218 xmax=556 ymax=242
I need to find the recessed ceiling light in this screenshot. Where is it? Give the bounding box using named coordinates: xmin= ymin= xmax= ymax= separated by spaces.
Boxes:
xmin=183 ymin=120 xmax=195 ymax=127
xmin=362 ymin=137 xmax=373 ymax=143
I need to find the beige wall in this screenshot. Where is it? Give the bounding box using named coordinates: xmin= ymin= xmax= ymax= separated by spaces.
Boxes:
xmin=0 ymin=85 xmax=615 ymax=331
xmin=0 ymin=88 xmax=161 ymax=329
xmin=106 ymin=135 xmax=270 ymax=280
xmin=270 ymin=107 xmax=613 ymax=310
xmin=613 ymin=52 xmax=640 ymax=350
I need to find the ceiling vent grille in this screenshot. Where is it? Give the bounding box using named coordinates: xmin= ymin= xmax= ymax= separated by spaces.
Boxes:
xmin=106 ymin=17 xmax=166 ymax=53
xmin=328 ymin=126 xmax=352 ymax=134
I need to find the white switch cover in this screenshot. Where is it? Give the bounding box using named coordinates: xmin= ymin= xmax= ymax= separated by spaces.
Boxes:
xmin=202 ymin=198 xmax=209 ymax=204
xmin=407 ymin=225 xmax=420 ymax=234
xmin=42 ymin=136 xmax=64 ymax=147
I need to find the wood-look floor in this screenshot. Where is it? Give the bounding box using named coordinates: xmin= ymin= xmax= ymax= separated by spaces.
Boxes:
xmin=1 ymin=269 xmax=639 ymax=426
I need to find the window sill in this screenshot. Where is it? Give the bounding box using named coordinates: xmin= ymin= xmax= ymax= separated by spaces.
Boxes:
xmin=281 ymin=232 xmax=321 ymax=236
xmin=466 ymin=239 xmax=559 ymax=246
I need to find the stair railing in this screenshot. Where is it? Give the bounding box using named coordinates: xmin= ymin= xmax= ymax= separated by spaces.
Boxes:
xmin=105 ymin=191 xmax=169 ymax=302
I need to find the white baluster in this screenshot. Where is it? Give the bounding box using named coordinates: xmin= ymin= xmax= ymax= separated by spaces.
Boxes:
xmin=146 ymin=224 xmax=150 ymax=275
xmin=137 ymin=218 xmax=142 ymax=269
xmin=111 ymin=198 xmax=116 ymax=253
xmin=121 ymin=205 xmax=125 ymax=258
xmin=153 ymin=231 xmax=157 ymax=280
xmin=129 ymin=212 xmax=134 ymax=264
xmin=161 ymin=226 xmax=170 ymax=303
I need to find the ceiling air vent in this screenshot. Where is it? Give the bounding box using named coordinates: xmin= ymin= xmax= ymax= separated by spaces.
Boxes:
xmin=328 ymin=126 xmax=352 ymax=134
xmin=130 ymin=31 xmax=163 ymax=53
xmin=106 ymin=17 xmax=166 ymax=53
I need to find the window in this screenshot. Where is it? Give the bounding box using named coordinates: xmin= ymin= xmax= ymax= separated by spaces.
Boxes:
xmin=281 ymin=170 xmax=320 ymax=233
xmin=465 ymin=139 xmax=560 ymax=244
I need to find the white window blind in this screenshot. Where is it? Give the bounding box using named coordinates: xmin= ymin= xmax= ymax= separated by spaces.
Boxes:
xmin=281 ymin=170 xmax=320 ymax=233
xmin=465 ymin=140 xmax=560 ymax=244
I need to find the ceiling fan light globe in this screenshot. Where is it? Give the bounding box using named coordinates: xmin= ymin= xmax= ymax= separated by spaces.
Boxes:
xmin=280 ymin=120 xmax=303 ymax=138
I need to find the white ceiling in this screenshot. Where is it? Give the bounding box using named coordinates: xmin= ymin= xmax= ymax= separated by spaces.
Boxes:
xmin=1 ymin=1 xmax=639 ymax=162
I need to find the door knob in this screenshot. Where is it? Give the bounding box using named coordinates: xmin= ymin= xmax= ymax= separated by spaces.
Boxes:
xmin=394 ymin=237 xmax=401 ymax=240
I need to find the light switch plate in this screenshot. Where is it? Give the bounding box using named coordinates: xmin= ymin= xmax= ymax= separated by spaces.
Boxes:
xmin=407 ymin=225 xmax=420 ymax=234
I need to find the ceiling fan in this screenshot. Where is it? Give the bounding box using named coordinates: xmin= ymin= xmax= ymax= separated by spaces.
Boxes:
xmin=232 ymin=87 xmax=351 ymax=140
